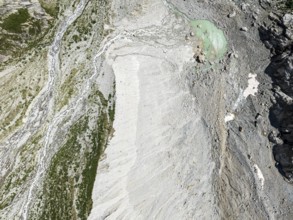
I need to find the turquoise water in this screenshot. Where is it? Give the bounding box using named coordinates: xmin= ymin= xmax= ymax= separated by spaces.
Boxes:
xmin=190 ymin=20 xmax=227 ymax=60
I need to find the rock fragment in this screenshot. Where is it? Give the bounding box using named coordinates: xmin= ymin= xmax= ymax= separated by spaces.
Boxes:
xmin=228 ymin=11 xmax=236 ymax=18
xmin=283 ymin=14 xmax=293 ymax=27
xmin=240 ymin=27 xmax=248 ymax=32
xmin=241 ymin=3 xmax=249 ymax=12
xmin=268 ymin=12 xmax=279 ymax=21
xmin=255 ymin=113 xmax=262 ymax=120
xmin=252 ymin=14 xmax=258 ymax=20
xmin=195 ymin=53 xmax=205 ymax=63
xmin=283 ymin=14 xmax=293 ymax=39
xmin=274 ymin=90 xmax=293 ymax=105
xmin=268 ymin=131 xmax=283 ymax=145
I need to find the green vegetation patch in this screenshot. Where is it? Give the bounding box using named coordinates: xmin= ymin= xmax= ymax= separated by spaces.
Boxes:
xmin=1 ymin=8 xmax=30 ymax=33
xmin=0 ymin=7 xmax=53 ymax=61
xmin=33 ymin=86 xmax=113 ymax=219
xmin=286 ymin=0 xmax=293 ymax=9
xmin=108 ymin=88 xmax=116 ymax=122
xmin=39 ymin=0 xmax=59 ymax=18
xmin=56 ymin=68 xmax=79 ymax=110
xmin=190 ymin=20 xmax=227 ymax=60
xmin=37 ymin=113 xmax=111 ymax=219
xmin=0 ymin=73 xmax=43 ymax=140
xmin=0 ymin=133 xmax=41 ymax=210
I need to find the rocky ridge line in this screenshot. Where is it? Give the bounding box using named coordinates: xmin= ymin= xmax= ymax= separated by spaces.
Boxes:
xmin=259 ymin=10 xmax=293 ymax=182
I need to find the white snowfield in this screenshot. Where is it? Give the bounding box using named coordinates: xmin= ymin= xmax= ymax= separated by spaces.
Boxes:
xmin=243 ymin=73 xmax=259 ymax=98
xmin=224 ymin=113 xmax=235 ymax=123
xmin=253 ymin=164 xmax=265 ymax=190
xmin=88 ymin=1 xmax=216 ymax=219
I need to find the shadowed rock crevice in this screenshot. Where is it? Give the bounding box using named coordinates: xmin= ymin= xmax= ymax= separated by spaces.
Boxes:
xmin=259 ymin=14 xmax=293 ymax=182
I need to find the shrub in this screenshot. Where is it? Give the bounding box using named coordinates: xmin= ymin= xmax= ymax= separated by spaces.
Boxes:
xmin=1 ymin=9 xmax=30 ymax=33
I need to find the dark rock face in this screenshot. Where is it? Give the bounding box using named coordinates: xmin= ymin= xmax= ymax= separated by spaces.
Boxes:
xmin=259 ymin=14 xmax=293 ymax=183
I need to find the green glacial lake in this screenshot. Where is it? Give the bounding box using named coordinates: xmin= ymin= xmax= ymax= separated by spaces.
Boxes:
xmin=191 ymin=20 xmax=227 ymax=60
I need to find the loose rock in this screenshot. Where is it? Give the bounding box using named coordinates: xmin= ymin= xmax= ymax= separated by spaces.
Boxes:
xmin=228 ymin=11 xmax=236 ymax=18
xmin=195 ymin=53 xmax=205 ymax=63
xmin=269 ymin=12 xmax=279 ymax=21
xmin=268 ymin=131 xmax=283 ymax=145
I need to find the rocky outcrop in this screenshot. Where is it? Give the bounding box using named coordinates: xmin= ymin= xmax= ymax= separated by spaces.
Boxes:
xmin=259 ymin=13 xmax=293 ymax=182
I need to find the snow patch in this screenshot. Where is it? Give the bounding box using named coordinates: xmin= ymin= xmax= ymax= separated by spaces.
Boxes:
xmin=243 ymin=73 xmax=259 ymax=98
xmin=253 ymin=164 xmax=265 ymax=189
xmin=224 ymin=113 xmax=235 ymax=123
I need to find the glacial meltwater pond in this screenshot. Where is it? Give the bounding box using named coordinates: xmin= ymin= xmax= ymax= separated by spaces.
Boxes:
xmin=191 ymin=20 xmax=227 ymax=60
